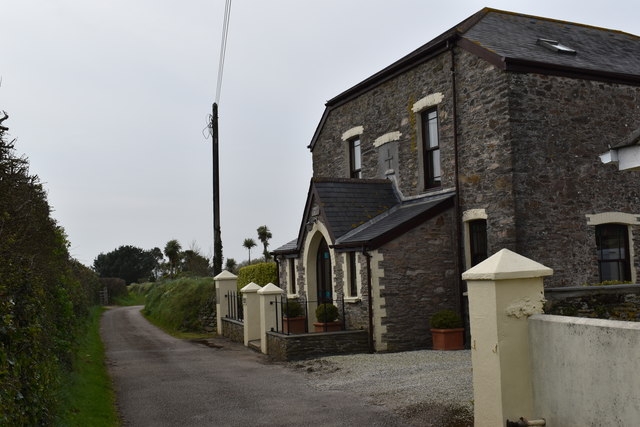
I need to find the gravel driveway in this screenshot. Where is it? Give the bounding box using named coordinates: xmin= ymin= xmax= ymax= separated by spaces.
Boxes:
xmin=288 ymin=350 xmax=473 ymax=427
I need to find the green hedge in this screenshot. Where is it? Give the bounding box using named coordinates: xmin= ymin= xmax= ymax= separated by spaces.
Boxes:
xmin=1 ymin=127 xmax=101 ymax=424
xmin=237 ymin=262 xmax=278 ymax=289
xmin=142 ymin=277 xmax=215 ymax=332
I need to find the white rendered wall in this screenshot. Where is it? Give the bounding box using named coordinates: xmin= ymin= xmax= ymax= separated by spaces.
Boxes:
xmin=529 ymin=314 xmax=640 ymax=425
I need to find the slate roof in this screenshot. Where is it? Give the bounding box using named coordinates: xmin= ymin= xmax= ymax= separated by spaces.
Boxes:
xmin=463 ymin=11 xmax=640 ymax=77
xmin=335 ymin=192 xmax=455 ymax=249
xmin=272 ymin=239 xmax=298 ymax=255
xmin=309 ymin=8 xmax=640 ymax=151
xmin=272 ymin=178 xmax=455 ymax=254
xmin=314 ymin=178 xmax=398 ymax=240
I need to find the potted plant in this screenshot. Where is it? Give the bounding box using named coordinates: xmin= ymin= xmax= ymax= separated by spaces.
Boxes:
xmin=313 ymin=303 xmax=342 ymax=332
xmin=282 ymin=299 xmax=306 ymax=334
xmin=430 ymin=309 xmax=464 ymax=350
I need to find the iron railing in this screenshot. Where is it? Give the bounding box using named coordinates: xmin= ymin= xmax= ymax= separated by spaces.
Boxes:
xmin=225 ymin=290 xmax=243 ymax=321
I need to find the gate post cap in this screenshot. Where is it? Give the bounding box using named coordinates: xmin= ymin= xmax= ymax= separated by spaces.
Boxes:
xmin=214 ymin=270 xmax=238 ymax=280
xmin=241 ymin=282 xmax=261 ymax=293
xmin=257 ymin=283 xmax=285 ymax=295
xmin=462 ymin=248 xmax=553 ymax=281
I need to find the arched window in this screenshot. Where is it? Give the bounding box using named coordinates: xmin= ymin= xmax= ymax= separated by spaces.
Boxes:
xmin=316 ymin=238 xmax=333 ymax=302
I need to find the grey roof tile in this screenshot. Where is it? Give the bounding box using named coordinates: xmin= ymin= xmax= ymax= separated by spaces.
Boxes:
xmin=463 ymin=11 xmax=640 ymax=76
xmin=335 ymin=192 xmax=455 ymax=247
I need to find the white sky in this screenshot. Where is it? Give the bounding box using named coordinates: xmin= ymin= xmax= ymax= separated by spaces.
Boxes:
xmin=1 ymin=0 xmax=638 ymax=267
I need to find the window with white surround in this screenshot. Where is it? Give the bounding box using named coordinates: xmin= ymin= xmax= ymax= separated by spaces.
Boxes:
xmin=349 ymin=137 xmax=362 ymax=179
xmin=288 ymin=258 xmax=297 ymax=295
xmin=463 ymin=209 xmax=488 ymax=270
xmin=596 ymin=224 xmax=631 ymax=282
xmin=587 ymin=212 xmax=639 ymax=283
xmin=341 ymin=126 xmax=364 ymax=179
xmin=412 ymin=93 xmax=444 ymax=191
xmin=344 ymin=252 xmax=360 ymax=300
xmin=421 ymin=108 xmax=441 ymax=188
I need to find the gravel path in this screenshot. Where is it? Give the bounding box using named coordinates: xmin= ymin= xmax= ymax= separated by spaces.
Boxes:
xmin=289 ymin=350 xmax=473 ymax=427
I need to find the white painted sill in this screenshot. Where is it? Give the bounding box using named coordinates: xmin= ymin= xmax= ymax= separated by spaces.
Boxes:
xmin=344 ymin=297 xmax=361 ymax=304
xmin=287 ymin=294 xmax=300 ymax=299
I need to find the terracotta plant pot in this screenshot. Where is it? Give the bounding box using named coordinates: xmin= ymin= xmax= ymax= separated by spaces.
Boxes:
xmin=283 ymin=316 xmax=306 ymax=334
xmin=431 ymin=328 xmax=464 ymax=350
xmin=313 ymin=321 xmax=342 ymax=332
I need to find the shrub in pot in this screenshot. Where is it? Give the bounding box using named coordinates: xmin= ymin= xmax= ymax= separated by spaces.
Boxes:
xmin=282 ymin=299 xmax=306 ymax=334
xmin=430 ymin=309 xmax=464 ymax=350
xmin=314 ymin=303 xmax=341 ymax=332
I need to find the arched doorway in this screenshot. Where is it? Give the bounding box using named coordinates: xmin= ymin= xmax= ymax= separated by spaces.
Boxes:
xmin=316 ymin=238 xmax=333 ymax=303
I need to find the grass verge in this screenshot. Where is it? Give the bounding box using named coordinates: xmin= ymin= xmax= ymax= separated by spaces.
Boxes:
xmin=56 ymin=306 xmax=119 ymax=426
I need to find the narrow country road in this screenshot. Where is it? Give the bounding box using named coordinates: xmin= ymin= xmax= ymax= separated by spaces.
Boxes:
xmin=101 ymin=306 xmax=408 ymax=427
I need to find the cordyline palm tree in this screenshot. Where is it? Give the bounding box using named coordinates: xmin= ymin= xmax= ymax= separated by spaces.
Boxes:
xmin=243 ymin=238 xmax=256 ymax=263
xmin=256 ymin=225 xmax=272 ymax=261
xmin=164 ymin=239 xmax=182 ymax=278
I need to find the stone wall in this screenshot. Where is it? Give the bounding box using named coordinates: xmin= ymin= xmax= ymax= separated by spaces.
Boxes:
xmin=377 ymin=209 xmax=458 ymax=351
xmin=266 ymin=330 xmax=369 ymax=361
xmin=221 ymin=318 xmax=244 ymax=343
xmin=454 ymin=48 xmax=516 ymax=254
xmin=508 ymin=73 xmax=640 ymax=287
xmin=545 ymin=284 xmax=640 ymax=321
xmin=311 ymin=50 xmax=455 ymax=198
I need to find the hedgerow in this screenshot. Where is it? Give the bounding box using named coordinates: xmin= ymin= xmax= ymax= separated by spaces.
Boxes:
xmin=0 ymin=113 xmax=100 ymax=424
xmin=142 ymin=277 xmax=216 ymax=333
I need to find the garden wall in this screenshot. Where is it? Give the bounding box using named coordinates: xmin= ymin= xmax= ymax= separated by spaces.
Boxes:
xmin=545 ymin=284 xmax=640 ymax=321
xmin=221 ymin=318 xmax=244 ymax=344
xmin=266 ymin=330 xmax=369 ymax=361
xmin=529 ymin=314 xmax=640 ymax=425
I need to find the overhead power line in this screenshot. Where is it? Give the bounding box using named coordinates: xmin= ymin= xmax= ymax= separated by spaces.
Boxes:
xmin=215 ymin=0 xmax=233 ymax=105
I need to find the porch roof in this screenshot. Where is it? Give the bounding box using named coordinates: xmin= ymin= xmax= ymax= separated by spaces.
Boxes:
xmin=333 ymin=191 xmax=455 ymax=250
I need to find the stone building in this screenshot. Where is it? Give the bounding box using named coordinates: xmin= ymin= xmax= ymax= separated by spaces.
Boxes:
xmin=272 ymin=8 xmax=640 ymax=352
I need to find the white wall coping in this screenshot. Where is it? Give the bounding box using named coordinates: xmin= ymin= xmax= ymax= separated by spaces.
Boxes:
xmin=462 ymin=248 xmax=553 ymax=281
xmin=241 ymin=282 xmax=262 ymax=293
xmin=373 ymin=131 xmax=402 ymax=148
xmin=411 ymin=92 xmax=444 ymax=113
xmin=529 ymin=313 xmax=640 ymax=330
xmin=341 ymin=126 xmax=364 ymax=141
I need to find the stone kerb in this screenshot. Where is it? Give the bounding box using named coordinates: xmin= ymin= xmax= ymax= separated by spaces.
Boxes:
xmin=214 ymin=270 xmax=238 ymax=334
xmin=241 ymin=282 xmax=261 ymax=346
xmin=462 ymin=248 xmax=552 ymax=427
xmin=257 ymin=283 xmax=285 ymax=354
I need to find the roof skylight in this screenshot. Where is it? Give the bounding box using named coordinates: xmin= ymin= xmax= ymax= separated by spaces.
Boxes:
xmin=536 ymin=38 xmax=577 ymax=55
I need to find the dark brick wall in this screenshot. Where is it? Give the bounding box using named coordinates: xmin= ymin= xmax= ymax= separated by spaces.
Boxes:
xmin=266 ymin=330 xmax=369 ymax=361
xmin=545 ymin=285 xmax=640 ymax=320
xmin=221 ymin=318 xmax=243 ymax=343
xmin=377 ymin=209 xmax=458 ymax=351
xmin=508 ymin=73 xmax=640 ymax=286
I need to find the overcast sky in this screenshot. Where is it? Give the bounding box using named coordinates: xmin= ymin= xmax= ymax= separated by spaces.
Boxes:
xmin=1 ymin=0 xmax=638 ymax=267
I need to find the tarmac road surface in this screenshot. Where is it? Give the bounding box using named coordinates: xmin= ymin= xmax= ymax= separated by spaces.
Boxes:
xmin=101 ymin=306 xmax=407 ymax=427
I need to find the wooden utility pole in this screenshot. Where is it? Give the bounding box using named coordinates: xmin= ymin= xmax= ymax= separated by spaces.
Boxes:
xmin=212 ymin=103 xmax=223 ymax=275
